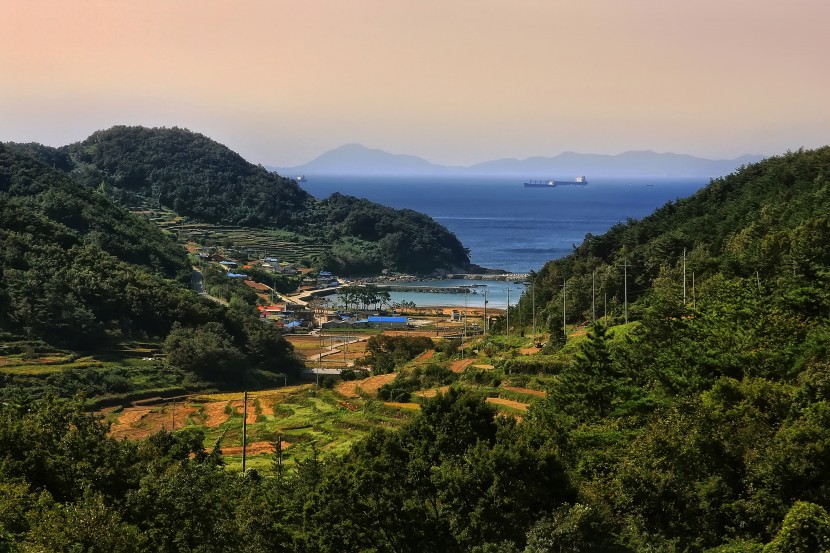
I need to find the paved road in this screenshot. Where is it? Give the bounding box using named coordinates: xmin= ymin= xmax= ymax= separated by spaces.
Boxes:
xmin=191 ymin=268 xmax=205 ymax=293
xmin=191 ymin=267 xmax=228 ymax=306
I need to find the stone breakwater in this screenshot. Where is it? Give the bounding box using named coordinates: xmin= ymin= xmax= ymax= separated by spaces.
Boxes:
xmin=445 ymin=273 xmax=530 ymax=282
xmin=375 ymin=285 xmax=480 ymax=294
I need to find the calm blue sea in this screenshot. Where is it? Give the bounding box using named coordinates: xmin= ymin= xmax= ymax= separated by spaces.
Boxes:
xmin=304 ymin=175 xmax=706 ymax=274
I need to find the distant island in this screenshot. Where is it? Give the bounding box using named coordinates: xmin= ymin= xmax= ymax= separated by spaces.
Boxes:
xmin=274 ymin=143 xmax=764 ymax=178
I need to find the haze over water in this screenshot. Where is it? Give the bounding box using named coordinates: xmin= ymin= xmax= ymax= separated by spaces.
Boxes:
xmin=303 ymin=175 xmax=706 ymax=273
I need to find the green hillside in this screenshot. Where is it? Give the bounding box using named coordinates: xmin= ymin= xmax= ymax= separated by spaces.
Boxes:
xmin=0 ymin=144 xmax=301 ymax=399
xmin=14 ymin=126 xmax=471 ymax=274
xmin=3 ymin=147 xmax=830 ymax=552
xmin=523 ymin=147 xmax=830 ymax=331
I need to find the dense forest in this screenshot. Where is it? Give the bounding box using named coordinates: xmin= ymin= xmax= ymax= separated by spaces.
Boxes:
xmin=7 ymin=126 xmax=471 ymax=274
xmin=3 ymin=147 xmax=830 ymax=551
xmin=0 ymin=144 xmax=301 ymax=399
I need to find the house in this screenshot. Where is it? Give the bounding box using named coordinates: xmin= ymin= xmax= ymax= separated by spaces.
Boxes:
xmin=218 ymin=260 xmax=238 ymax=270
xmin=368 ymin=316 xmax=408 ymax=329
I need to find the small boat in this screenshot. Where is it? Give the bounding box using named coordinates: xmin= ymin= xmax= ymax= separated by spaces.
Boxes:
xmin=295 ymin=175 xmax=307 ymax=183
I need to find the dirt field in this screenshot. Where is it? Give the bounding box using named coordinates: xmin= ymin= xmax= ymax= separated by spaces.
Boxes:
xmin=219 ymin=440 xmax=291 ymax=456
xmin=335 ymin=373 xmax=398 ymax=398
xmin=203 ymin=401 xmax=230 ymax=427
xmin=414 ymin=349 xmax=435 ymax=363
xmin=449 ymin=358 xmax=475 ymax=373
xmin=519 ymin=347 xmax=543 ymax=355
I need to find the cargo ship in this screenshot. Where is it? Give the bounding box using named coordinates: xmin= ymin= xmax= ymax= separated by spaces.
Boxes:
xmin=523 ymin=176 xmax=588 ymax=187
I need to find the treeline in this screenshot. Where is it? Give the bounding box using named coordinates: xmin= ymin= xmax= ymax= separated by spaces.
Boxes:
xmin=0 ymin=391 xmax=571 ymax=553
xmin=518 ymin=147 xmax=830 ymax=334
xmin=315 ymin=194 xmax=471 ymax=274
xmin=8 ymin=126 xmax=471 ymax=274
xmin=3 ymin=383 xmax=829 ymax=552
xmin=0 ymin=145 xmax=301 ymax=391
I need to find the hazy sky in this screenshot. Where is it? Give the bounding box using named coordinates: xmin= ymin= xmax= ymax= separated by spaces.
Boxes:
xmin=1 ymin=0 xmax=828 ymax=166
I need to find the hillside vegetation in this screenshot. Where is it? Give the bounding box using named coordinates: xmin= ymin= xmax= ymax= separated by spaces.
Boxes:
xmin=0 ymin=144 xmax=301 ymax=401
xmin=10 ymin=126 xmax=470 ymax=274
xmin=2 ymin=147 xmax=830 ymax=552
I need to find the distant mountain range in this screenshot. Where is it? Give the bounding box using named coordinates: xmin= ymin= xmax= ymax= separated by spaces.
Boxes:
xmin=274 ymin=144 xmax=764 ymax=179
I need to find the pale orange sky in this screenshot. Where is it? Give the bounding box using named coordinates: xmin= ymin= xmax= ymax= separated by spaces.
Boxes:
xmin=1 ymin=0 xmax=828 ymax=166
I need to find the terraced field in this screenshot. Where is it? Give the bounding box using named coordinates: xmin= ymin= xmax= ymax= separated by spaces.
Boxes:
xmin=104 ymin=385 xmax=417 ymax=473
xmin=170 ymin=223 xmax=330 ymax=263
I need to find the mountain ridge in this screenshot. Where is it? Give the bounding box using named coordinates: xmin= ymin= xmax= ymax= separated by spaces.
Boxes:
xmin=275 ymin=144 xmax=765 ymax=178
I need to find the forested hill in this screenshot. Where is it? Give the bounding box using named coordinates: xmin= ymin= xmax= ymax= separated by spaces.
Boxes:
xmin=525 ymin=146 xmax=830 ymax=327
xmin=0 ymin=144 xmax=299 ymax=376
xmin=10 ymin=126 xmax=471 ymax=274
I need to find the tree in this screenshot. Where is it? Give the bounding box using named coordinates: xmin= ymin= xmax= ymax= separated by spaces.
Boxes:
xmin=163 ymin=322 xmax=244 ymax=381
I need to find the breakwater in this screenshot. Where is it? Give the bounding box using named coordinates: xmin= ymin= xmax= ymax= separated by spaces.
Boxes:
xmin=375 ymin=284 xmax=480 ymax=294
xmin=446 ymin=273 xmax=529 ymax=282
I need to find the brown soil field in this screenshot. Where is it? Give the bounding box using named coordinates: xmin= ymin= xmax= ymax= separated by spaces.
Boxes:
xmin=110 ymin=405 xmax=190 ymax=440
xmin=335 ymin=373 xmax=397 ymax=398
xmin=471 ymin=363 xmax=495 ymax=370
xmin=519 ymin=347 xmax=542 ymax=355
xmin=109 ymin=406 xmax=154 ymax=438
xmin=355 ymin=373 xmax=398 ymax=395
xmin=486 ymin=397 xmax=529 ymax=411
xmin=203 ymin=401 xmax=231 ymax=427
xmin=230 ymin=399 xmax=258 ymax=425
xmin=414 ymin=349 xmax=435 ymax=363
xmin=219 ymin=440 xmax=291 ymax=456
xmin=335 ymin=379 xmax=361 ymax=398
xmin=449 ymin=358 xmax=475 ymax=373
xmin=502 ymin=386 xmax=546 ymax=397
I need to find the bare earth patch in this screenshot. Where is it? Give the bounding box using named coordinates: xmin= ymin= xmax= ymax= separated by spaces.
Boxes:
xmin=110 ymin=406 xmax=153 ymax=438
xmin=355 ymin=373 xmax=398 ymax=396
xmin=203 ymin=401 xmax=231 ymax=427
xmin=335 ymin=379 xmax=361 ymax=398
xmin=519 ymin=347 xmax=542 ymax=355
xmin=486 ymin=397 xmax=529 ymax=411
xmin=220 ymin=440 xmax=291 ymax=456
xmin=230 ymin=400 xmax=258 ymax=425
xmin=449 ymin=358 xmax=475 ymax=373
xmin=414 ymin=349 xmax=435 ymax=363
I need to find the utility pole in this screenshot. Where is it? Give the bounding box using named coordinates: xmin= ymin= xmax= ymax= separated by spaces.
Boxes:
xmin=483 ymin=289 xmax=488 ymax=337
xmin=683 ymin=248 xmax=687 ymax=306
xmin=242 ymin=390 xmax=248 ymax=474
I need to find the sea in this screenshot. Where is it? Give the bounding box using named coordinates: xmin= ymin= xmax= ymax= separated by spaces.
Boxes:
xmin=303 ymin=175 xmax=707 ymax=308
